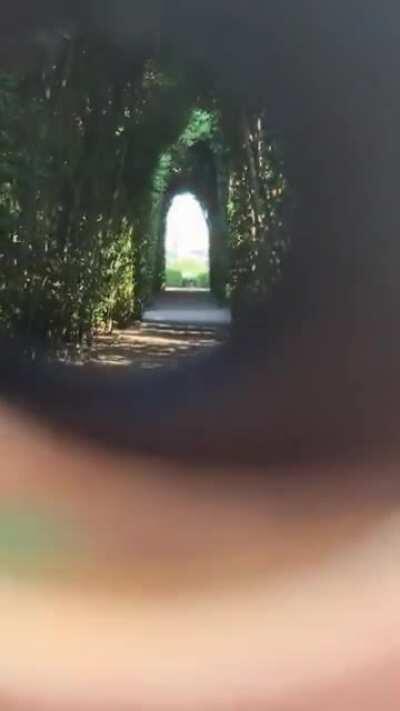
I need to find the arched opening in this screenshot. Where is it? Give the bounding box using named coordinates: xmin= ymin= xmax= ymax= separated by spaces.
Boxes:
xmin=165 ymin=193 xmax=210 ymax=291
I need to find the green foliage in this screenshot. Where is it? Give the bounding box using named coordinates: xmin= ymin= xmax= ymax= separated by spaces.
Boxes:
xmin=197 ymin=272 xmax=211 ymax=289
xmin=170 ymin=257 xmax=208 ymax=279
xmin=178 ymin=109 xmax=219 ymax=149
xmin=0 ymin=46 xmax=193 ymax=344
xmin=166 ymin=257 xmax=210 ymax=289
xmin=149 ymin=107 xmax=226 ymax=298
xmin=165 ymin=268 xmax=183 ymax=287
xmin=227 ymin=111 xmax=290 ymax=316
xmin=0 ymin=37 xmax=291 ymax=345
xmin=165 ymin=267 xmax=210 ymax=289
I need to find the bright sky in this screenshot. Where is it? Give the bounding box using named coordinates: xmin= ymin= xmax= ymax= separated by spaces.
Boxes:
xmin=165 ymin=193 xmax=209 ymax=261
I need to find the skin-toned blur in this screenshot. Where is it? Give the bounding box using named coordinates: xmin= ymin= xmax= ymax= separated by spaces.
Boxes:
xmin=1 ymin=400 xmax=400 ymax=711
xmin=1 ymin=1 xmax=400 ymax=709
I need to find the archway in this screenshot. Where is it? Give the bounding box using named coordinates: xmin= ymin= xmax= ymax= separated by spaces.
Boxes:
xmin=165 ymin=193 xmax=210 ymax=290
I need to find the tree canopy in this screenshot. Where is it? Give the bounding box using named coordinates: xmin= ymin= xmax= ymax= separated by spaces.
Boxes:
xmin=0 ymin=25 xmax=290 ymax=348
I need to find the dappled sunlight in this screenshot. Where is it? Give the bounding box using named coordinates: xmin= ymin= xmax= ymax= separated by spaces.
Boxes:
xmin=79 ymin=324 xmax=224 ymax=369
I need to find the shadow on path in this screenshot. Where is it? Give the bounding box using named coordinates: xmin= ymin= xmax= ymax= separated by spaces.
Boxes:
xmin=82 ymin=323 xmax=228 ymax=370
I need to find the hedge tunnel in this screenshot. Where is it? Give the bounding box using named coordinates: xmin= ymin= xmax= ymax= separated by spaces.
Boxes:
xmin=0 ymin=1 xmax=398 ymax=465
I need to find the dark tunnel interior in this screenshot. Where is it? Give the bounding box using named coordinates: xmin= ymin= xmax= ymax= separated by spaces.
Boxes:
xmin=0 ymin=1 xmax=399 ymax=468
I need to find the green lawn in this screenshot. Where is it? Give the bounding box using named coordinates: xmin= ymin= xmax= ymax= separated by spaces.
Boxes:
xmin=166 ymin=257 xmax=210 ymax=288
